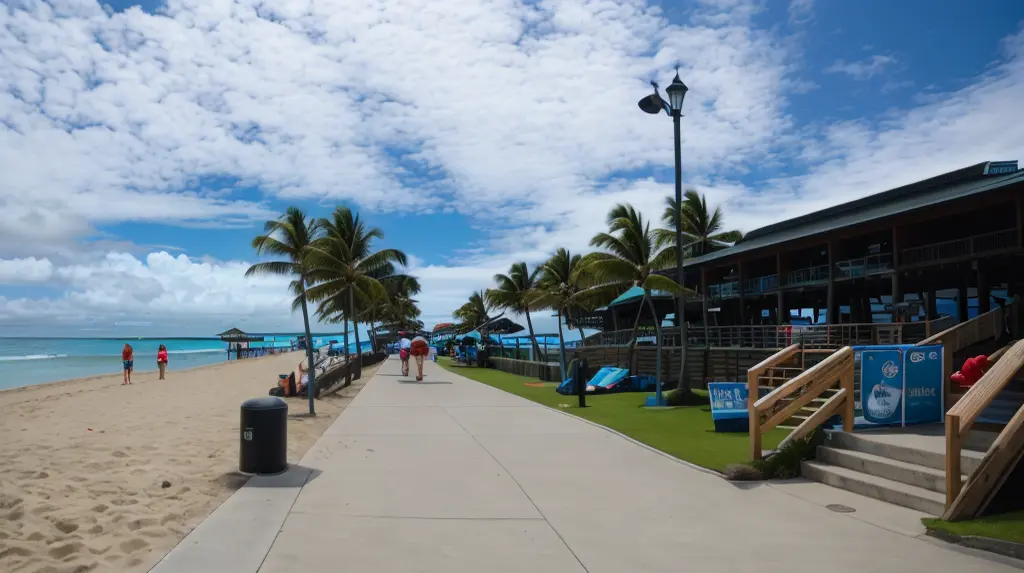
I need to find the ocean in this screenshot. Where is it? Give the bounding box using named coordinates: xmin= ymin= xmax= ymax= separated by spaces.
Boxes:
xmin=0 ymin=335 xmax=366 ymax=390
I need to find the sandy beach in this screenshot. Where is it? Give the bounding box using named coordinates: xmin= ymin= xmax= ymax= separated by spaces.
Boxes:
xmin=0 ymin=351 xmax=374 ymax=573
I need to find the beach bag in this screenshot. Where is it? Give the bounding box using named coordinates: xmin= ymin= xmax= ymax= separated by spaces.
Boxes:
xmin=400 ymin=349 xmax=410 ymax=360
xmin=268 ymin=386 xmax=284 ymax=397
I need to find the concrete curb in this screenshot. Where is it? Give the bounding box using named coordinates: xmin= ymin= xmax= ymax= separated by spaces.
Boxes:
xmin=925 ymin=527 xmax=1024 ymax=562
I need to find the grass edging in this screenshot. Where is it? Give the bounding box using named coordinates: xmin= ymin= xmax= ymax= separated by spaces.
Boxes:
xmin=437 ymin=358 xmax=787 ymax=474
xmin=923 ymin=525 xmax=1024 ymax=562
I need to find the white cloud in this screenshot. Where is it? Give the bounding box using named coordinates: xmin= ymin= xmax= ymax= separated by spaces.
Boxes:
xmin=788 ymin=0 xmax=814 ymax=24
xmin=0 ymin=251 xmax=302 ymax=335
xmin=0 ymin=257 xmax=55 ymax=283
xmin=825 ymin=54 xmax=897 ymax=80
xmin=2 ymin=1 xmax=1023 ymax=335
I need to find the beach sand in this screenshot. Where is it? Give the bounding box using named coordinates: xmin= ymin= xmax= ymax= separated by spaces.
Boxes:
xmin=0 ymin=351 xmax=374 ymax=573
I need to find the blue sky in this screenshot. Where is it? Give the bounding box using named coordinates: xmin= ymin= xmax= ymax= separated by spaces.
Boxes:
xmin=1 ymin=0 xmax=1023 ymax=338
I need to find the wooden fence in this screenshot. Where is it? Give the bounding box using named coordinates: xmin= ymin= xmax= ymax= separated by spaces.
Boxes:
xmin=571 ymin=346 xmax=779 ymax=389
xmin=489 ymin=357 xmax=562 ymax=381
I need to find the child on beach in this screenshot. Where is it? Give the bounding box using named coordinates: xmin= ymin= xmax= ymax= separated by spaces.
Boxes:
xmin=157 ymin=344 xmax=168 ymax=380
xmin=122 ymin=344 xmax=134 ymax=385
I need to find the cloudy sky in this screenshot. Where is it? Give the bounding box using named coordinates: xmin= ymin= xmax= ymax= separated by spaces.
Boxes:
xmin=1 ymin=0 xmax=1023 ymax=338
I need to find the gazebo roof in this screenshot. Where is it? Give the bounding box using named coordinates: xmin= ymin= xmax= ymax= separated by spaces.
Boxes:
xmin=217 ymin=327 xmax=247 ymax=337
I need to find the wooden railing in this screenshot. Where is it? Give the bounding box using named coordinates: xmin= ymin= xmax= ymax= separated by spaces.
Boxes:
xmin=943 ymin=339 xmax=1024 ymax=519
xmin=748 ymin=346 xmax=854 ymax=460
xmin=901 ymin=228 xmax=1019 ymax=267
xmin=917 ymin=299 xmax=1015 ymax=408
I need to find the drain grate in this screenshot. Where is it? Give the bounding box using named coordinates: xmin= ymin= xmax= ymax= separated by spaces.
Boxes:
xmin=826 ymin=504 xmax=856 ymax=513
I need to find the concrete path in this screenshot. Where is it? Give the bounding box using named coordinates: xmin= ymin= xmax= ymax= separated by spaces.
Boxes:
xmin=153 ymin=357 xmax=1021 ymax=573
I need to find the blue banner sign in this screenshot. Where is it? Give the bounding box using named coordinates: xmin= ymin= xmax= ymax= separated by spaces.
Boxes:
xmin=902 ymin=344 xmax=944 ymax=425
xmin=708 ymin=382 xmax=766 ymax=433
xmin=854 ymin=344 xmax=945 ymax=428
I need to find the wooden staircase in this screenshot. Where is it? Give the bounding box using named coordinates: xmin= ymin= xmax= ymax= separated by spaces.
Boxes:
xmin=752 ymin=349 xmax=836 ymax=430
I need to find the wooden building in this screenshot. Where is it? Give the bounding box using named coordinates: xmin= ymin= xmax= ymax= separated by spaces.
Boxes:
xmin=678 ymin=161 xmax=1023 ymax=333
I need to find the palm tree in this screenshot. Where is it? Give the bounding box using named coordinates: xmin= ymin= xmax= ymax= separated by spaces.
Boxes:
xmin=453 ymin=290 xmax=491 ymax=332
xmin=245 ymin=207 xmax=322 ymax=414
xmin=576 ymin=204 xmax=692 ymax=394
xmin=535 ymin=248 xmax=590 ymax=381
xmin=657 ymin=189 xmax=743 ymax=257
xmin=304 ymin=207 xmax=408 ymax=384
xmin=658 ymin=190 xmax=743 ymax=384
xmin=487 ymin=262 xmax=543 ymax=360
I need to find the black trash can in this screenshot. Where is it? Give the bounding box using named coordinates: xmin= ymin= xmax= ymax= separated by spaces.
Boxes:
xmin=239 ymin=397 xmax=288 ymax=475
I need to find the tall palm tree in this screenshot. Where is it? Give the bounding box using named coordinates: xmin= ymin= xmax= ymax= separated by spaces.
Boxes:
xmin=535 ymin=248 xmax=590 ymax=381
xmin=487 ymin=262 xmax=543 ymax=360
xmin=657 ymin=189 xmax=743 ymax=257
xmin=576 ymin=204 xmax=691 ymax=393
xmin=657 ymin=190 xmax=743 ymax=382
xmin=304 ymin=207 xmax=408 ymax=383
xmin=245 ymin=207 xmax=321 ymax=414
xmin=453 ymin=290 xmax=491 ymax=332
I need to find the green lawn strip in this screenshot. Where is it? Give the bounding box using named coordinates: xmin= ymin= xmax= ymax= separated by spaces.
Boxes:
xmin=922 ymin=512 xmax=1024 ymax=545
xmin=438 ymin=358 xmax=785 ymax=471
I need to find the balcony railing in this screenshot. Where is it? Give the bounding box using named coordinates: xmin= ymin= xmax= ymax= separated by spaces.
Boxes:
xmin=901 ymin=228 xmax=1019 ymax=267
xmin=744 ymin=274 xmax=778 ymax=295
xmin=708 ymin=280 xmax=740 ymax=299
xmin=787 ymin=264 xmax=830 ymax=287
xmin=836 ymin=253 xmax=893 ymax=279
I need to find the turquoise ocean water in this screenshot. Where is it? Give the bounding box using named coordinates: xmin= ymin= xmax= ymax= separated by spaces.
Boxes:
xmin=0 ymin=335 xmax=364 ymax=390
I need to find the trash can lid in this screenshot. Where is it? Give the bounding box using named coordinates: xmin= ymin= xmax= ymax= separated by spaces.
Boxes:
xmin=241 ymin=396 xmax=288 ymax=411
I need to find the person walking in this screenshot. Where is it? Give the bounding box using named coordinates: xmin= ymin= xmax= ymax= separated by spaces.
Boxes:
xmin=398 ymin=335 xmax=412 ymax=377
xmin=157 ymin=344 xmax=168 ymax=380
xmin=122 ymin=343 xmax=134 ymax=385
xmin=410 ymin=335 xmax=429 ymax=382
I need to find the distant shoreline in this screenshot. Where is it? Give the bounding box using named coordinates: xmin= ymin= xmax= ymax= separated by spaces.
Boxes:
xmin=0 ymin=349 xmax=301 ymax=396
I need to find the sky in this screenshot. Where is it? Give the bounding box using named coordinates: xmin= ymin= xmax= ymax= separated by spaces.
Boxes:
xmin=1 ymin=0 xmax=1023 ymax=338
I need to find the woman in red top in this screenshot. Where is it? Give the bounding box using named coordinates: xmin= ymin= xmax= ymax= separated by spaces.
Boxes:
xmin=122 ymin=344 xmax=134 ymax=385
xmin=157 ymin=344 xmax=169 ymax=380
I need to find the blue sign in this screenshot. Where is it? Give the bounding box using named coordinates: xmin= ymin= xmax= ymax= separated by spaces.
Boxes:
xmin=708 ymin=382 xmax=766 ymax=432
xmin=902 ymin=345 xmax=944 ymax=425
xmin=861 ymin=349 xmax=904 ymax=426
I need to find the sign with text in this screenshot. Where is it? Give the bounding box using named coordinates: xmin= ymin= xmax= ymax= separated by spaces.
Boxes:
xmin=708 ymin=382 xmax=767 ymax=433
xmin=902 ymin=345 xmax=944 ymax=425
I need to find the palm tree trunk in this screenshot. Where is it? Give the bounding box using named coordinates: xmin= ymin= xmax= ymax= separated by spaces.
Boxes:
xmin=556 ymin=308 xmax=567 ymax=382
xmin=577 ymin=324 xmax=587 ymax=347
xmin=645 ymin=291 xmax=663 ymax=401
xmin=351 ymin=288 xmax=362 ymax=379
xmin=524 ymin=308 xmax=541 ymax=361
xmin=626 ymin=293 xmax=646 ymax=374
xmin=299 ymin=286 xmax=316 ymax=415
xmin=342 ymin=289 xmax=351 ymax=387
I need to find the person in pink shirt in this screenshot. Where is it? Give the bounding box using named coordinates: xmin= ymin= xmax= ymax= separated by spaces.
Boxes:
xmin=157 ymin=344 xmax=169 ymax=380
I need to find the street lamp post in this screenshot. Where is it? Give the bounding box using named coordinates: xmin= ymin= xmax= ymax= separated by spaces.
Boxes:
xmin=638 ymin=69 xmax=690 ymax=396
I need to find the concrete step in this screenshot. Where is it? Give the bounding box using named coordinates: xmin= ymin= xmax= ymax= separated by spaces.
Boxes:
xmin=801 ymin=461 xmax=946 ymax=516
xmin=815 ymin=446 xmax=967 ymax=494
xmin=824 ymin=431 xmax=987 ymax=475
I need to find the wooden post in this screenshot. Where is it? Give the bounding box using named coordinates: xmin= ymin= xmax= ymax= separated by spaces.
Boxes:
xmin=776 ymin=252 xmax=786 ymax=325
xmin=748 ymin=367 xmax=761 ymax=461
xmin=826 ymin=240 xmax=835 ymax=325
xmin=891 ymin=226 xmax=902 ymax=310
xmin=738 ymin=261 xmax=746 ymax=325
xmin=927 ymin=289 xmax=938 ymax=321
xmin=945 ymin=413 xmax=962 ymax=508
xmin=958 ymin=278 xmax=969 ymax=322
xmin=976 ymin=261 xmax=990 ymax=314
xmin=1017 ymin=193 xmax=1023 ymax=248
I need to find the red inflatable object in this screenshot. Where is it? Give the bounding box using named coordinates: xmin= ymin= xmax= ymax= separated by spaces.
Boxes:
xmin=951 ymin=354 xmax=991 ymax=389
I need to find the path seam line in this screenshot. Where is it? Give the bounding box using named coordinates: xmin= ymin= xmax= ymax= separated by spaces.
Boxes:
xmin=441 ymin=405 xmax=592 ymax=573
xmin=254 ymin=468 xmax=318 ymax=573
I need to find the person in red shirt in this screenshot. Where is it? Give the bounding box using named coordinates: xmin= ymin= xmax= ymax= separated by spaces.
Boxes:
xmin=122 ymin=344 xmax=134 ymax=385
xmin=410 ymin=336 xmax=429 ymax=382
xmin=157 ymin=344 xmax=168 ymax=380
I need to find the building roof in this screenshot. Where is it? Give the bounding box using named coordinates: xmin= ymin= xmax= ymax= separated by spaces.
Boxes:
xmin=607 ymin=285 xmax=675 ymax=307
xmin=683 ymin=162 xmax=1023 ymax=267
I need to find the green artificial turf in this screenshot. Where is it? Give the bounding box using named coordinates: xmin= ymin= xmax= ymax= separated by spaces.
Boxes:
xmin=923 ymin=512 xmax=1024 ymax=545
xmin=438 ymin=358 xmax=786 ymax=471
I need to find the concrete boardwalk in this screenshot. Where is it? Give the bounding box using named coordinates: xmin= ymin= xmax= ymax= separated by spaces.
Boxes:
xmin=153 ymin=357 xmax=1020 ymax=572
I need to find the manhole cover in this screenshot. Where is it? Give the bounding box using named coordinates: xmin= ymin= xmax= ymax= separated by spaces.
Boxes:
xmin=826 ymin=504 xmax=856 ymax=513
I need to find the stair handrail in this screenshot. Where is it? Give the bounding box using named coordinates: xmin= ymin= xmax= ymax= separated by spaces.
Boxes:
xmin=917 ymin=297 xmax=1017 ymax=408
xmin=748 ymin=346 xmax=855 ymax=460
xmin=943 ymin=338 xmax=1024 ymax=513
